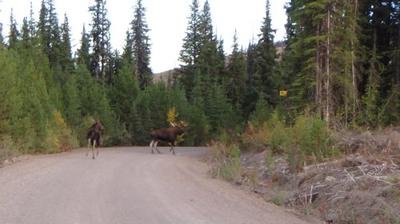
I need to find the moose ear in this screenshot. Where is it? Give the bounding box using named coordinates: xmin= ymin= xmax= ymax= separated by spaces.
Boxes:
xmin=180 ymin=121 xmax=188 ymax=127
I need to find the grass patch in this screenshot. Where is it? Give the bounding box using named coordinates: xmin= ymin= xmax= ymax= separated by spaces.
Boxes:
xmin=270 ymin=191 xmax=287 ymax=206
xmin=210 ymin=143 xmax=243 ymax=182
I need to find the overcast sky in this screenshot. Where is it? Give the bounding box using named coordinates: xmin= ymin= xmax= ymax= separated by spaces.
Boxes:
xmin=0 ymin=0 xmax=288 ymax=73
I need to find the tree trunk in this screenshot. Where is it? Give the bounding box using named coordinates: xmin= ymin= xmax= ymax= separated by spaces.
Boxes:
xmin=351 ymin=0 xmax=359 ymax=119
xmin=316 ymin=24 xmax=322 ymax=117
xmin=325 ymin=6 xmax=331 ymax=125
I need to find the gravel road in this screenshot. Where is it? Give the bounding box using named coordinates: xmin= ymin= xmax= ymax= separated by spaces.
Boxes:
xmin=0 ymin=147 xmax=317 ymax=224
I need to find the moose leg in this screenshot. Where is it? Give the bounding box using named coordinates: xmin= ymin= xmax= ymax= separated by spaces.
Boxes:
xmin=168 ymin=142 xmax=175 ymax=155
xmin=96 ymin=136 xmax=100 ymax=157
xmin=149 ymin=140 xmax=154 ymax=154
xmin=87 ymin=138 xmax=91 ymax=157
xmin=92 ymin=140 xmax=96 ymax=159
xmin=171 ymin=144 xmax=176 ymax=155
xmin=96 ymin=142 xmax=99 ymax=157
xmin=154 ymin=141 xmax=161 ymax=154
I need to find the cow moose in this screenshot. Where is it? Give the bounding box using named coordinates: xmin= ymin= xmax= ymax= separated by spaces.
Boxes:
xmin=86 ymin=120 xmax=104 ymax=159
xmin=149 ymin=121 xmax=187 ymax=155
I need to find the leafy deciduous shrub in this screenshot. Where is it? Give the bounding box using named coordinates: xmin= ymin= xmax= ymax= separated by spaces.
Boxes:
xmin=241 ymin=112 xmax=340 ymax=173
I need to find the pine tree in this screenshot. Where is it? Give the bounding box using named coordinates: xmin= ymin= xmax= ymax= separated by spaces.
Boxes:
xmin=197 ymin=0 xmax=224 ymax=83
xmin=29 ymin=3 xmax=36 ymax=39
xmin=204 ymin=83 xmax=235 ymax=135
xmin=89 ymin=0 xmax=111 ymax=82
xmin=76 ymin=25 xmax=91 ymax=71
xmin=128 ymin=102 xmax=144 ymax=144
xmin=8 ymin=9 xmax=20 ymax=49
xmin=63 ymin=75 xmax=81 ymax=128
xmin=0 ymin=49 xmax=20 ymax=136
xmin=0 ymin=23 xmax=4 ymax=47
xmin=226 ymin=31 xmax=247 ymax=112
xmin=131 ymin=0 xmax=152 ymax=89
xmin=179 ymin=0 xmax=202 ymax=96
xmin=38 ymin=0 xmax=62 ymax=69
xmin=60 ymin=14 xmax=73 ymax=73
xmin=250 ymin=93 xmax=271 ymax=127
xmin=252 ymin=0 xmax=276 ymax=104
xmin=109 ymin=58 xmax=140 ymax=127
xmin=21 ymin=17 xmax=31 ymax=49
xmin=121 ymin=30 xmax=134 ymax=65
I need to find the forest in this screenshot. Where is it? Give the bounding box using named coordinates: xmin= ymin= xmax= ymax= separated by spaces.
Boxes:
xmin=0 ymin=0 xmax=399 ymax=157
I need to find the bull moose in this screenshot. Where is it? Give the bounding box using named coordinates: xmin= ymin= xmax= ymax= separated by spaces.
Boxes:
xmin=149 ymin=121 xmax=187 ymax=155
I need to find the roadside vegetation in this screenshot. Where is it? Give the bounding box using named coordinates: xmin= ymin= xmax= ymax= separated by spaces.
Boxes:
xmin=0 ymin=0 xmax=399 ymax=222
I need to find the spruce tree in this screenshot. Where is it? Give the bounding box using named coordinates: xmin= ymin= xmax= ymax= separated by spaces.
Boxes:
xmin=89 ymin=0 xmax=111 ymax=82
xmin=63 ymin=75 xmax=81 ymax=128
xmin=60 ymin=14 xmax=73 ymax=73
xmin=76 ymin=25 xmax=91 ymax=71
xmin=131 ymin=0 xmax=152 ymax=89
xmin=179 ymin=0 xmax=202 ymax=96
xmin=38 ymin=0 xmax=61 ymax=69
xmin=226 ymin=31 xmax=247 ymax=112
xmin=21 ymin=18 xmax=31 ymax=49
xmin=197 ymin=0 xmax=224 ymax=83
xmin=109 ymin=58 xmax=140 ymax=127
xmin=252 ymin=0 xmax=276 ymax=104
xmin=8 ymin=9 xmax=20 ymax=49
xmin=121 ymin=30 xmax=134 ymax=65
xmin=0 ymin=23 xmax=4 ymax=47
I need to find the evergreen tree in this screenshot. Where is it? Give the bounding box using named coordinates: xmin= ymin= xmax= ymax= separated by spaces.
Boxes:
xmin=0 ymin=49 xmax=20 ymax=137
xmin=197 ymin=0 xmax=224 ymax=83
xmin=121 ymin=30 xmax=134 ymax=65
xmin=179 ymin=0 xmax=202 ymax=96
xmin=89 ymin=0 xmax=111 ymax=82
xmin=252 ymin=0 xmax=276 ymax=104
xmin=128 ymin=102 xmax=144 ymax=144
xmin=38 ymin=0 xmax=61 ymax=69
xmin=63 ymin=74 xmax=81 ymax=128
xmin=204 ymin=83 xmax=235 ymax=135
xmin=60 ymin=14 xmax=73 ymax=73
xmin=131 ymin=0 xmax=152 ymax=89
xmin=8 ymin=9 xmax=20 ymax=49
xmin=76 ymin=25 xmax=91 ymax=71
xmin=0 ymin=23 xmax=4 ymax=46
xmin=250 ymin=93 xmax=271 ymax=127
xmin=109 ymin=58 xmax=140 ymax=127
xmin=21 ymin=17 xmax=31 ymax=49
xmin=28 ymin=3 xmax=36 ymax=39
xmin=226 ymin=31 xmax=247 ymax=112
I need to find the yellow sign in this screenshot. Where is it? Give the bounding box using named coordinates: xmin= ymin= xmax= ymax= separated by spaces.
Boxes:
xmin=280 ymin=90 xmax=288 ymax=97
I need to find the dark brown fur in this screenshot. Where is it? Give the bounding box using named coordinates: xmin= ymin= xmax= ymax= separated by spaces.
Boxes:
xmin=149 ymin=126 xmax=184 ymax=155
xmin=87 ymin=121 xmax=104 ymax=159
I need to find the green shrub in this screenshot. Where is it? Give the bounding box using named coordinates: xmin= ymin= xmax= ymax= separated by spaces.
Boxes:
xmin=242 ymin=112 xmax=339 ymax=173
xmin=210 ymin=143 xmax=243 ymax=182
xmin=285 ymin=115 xmax=339 ymax=172
xmin=267 ymin=112 xmax=289 ymax=154
xmin=0 ymin=135 xmax=18 ymax=162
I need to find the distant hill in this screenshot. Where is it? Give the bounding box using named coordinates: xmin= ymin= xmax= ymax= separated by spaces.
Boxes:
xmin=154 ymin=42 xmax=286 ymax=82
xmin=153 ymin=69 xmax=178 ymax=83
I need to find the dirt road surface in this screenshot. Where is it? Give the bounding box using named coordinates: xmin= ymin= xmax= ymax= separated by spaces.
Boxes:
xmin=0 ymin=147 xmax=317 ymax=224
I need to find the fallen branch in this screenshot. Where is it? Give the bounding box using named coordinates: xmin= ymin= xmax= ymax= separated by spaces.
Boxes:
xmin=344 ymin=168 xmax=356 ymax=183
